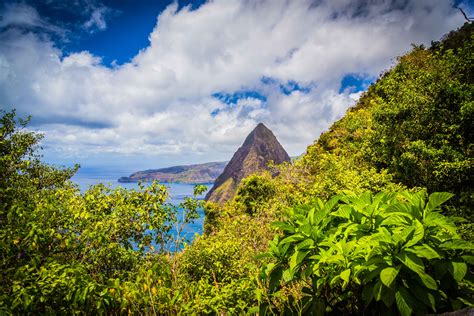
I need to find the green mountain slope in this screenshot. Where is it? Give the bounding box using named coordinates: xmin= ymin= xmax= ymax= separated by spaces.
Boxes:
xmin=181 ymin=22 xmax=473 ymax=314
xmin=273 ymin=22 xmax=473 ymax=213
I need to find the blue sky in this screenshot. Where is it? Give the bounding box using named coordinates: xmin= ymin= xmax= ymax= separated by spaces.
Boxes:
xmin=63 ymin=0 xmax=207 ymax=66
xmin=0 ymin=0 xmax=471 ymax=170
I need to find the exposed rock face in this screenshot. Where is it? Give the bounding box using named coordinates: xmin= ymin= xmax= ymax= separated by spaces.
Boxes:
xmin=118 ymin=162 xmax=226 ymax=184
xmin=205 ymin=123 xmax=291 ymax=204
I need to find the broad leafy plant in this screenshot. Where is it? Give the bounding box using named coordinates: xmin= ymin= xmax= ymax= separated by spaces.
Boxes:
xmin=261 ymin=191 xmax=473 ymax=315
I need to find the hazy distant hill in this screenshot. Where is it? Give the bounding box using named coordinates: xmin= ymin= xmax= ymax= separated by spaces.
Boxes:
xmin=118 ymin=162 xmax=226 ymax=184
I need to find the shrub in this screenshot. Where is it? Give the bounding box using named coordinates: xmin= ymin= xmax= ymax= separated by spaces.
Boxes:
xmin=235 ymin=173 xmax=276 ymax=216
xmin=261 ymin=191 xmax=473 ymax=315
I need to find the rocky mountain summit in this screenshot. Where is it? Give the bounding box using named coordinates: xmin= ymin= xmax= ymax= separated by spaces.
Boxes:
xmin=205 ymin=123 xmax=291 ymax=204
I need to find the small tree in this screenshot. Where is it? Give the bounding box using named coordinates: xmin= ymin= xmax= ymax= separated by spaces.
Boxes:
xmin=0 ymin=110 xmax=205 ymax=313
xmin=235 ymin=173 xmax=276 ymax=216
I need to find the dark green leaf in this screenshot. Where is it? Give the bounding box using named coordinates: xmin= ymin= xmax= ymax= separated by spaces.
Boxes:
xmin=396 ymin=288 xmax=413 ymax=316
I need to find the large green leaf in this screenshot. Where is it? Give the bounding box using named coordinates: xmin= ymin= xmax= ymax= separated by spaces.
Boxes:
xmin=398 ymin=252 xmax=438 ymax=290
xmin=282 ymin=269 xmax=293 ymax=282
xmin=335 ymin=205 xmax=352 ymax=220
xmin=272 ymin=221 xmax=295 ymax=233
xmin=397 ymin=252 xmax=425 ymax=275
xmin=280 ymin=242 xmax=292 ymax=257
xmin=381 ymin=287 xmax=395 ymax=307
xmin=307 ymin=207 xmax=316 ymax=225
xmin=406 ymin=244 xmax=440 ymax=260
xmin=325 ymin=195 xmax=341 ymax=212
xmin=380 ymin=267 xmax=399 ymax=288
xmin=386 ymin=203 xmax=412 ymax=216
xmin=449 ymin=261 xmax=467 ymax=282
xmin=426 ymin=192 xmax=453 ymax=211
xmin=289 ymin=250 xmax=310 ymax=272
xmin=396 ymin=288 xmax=413 ymax=316
xmin=268 ymin=268 xmax=283 ymax=292
xmin=396 ymin=226 xmax=415 ymax=246
xmin=296 ymin=238 xmax=314 ymax=250
xmin=303 ymin=297 xmax=326 ymax=316
xmin=263 ymin=262 xmax=276 ymax=275
xmin=417 ymin=271 xmax=438 ymax=290
xmin=381 ymin=213 xmax=411 ymax=226
xmin=404 ymin=220 xmax=424 ymax=248
xmin=298 ymin=223 xmax=312 ymax=236
xmin=362 ymin=283 xmax=375 ymax=304
xmin=310 ymin=209 xmax=330 ymax=227
xmin=340 ymin=269 xmax=351 ymax=285
xmin=400 ymin=191 xmax=425 ymax=219
xmin=373 ymin=281 xmax=384 ymax=302
xmin=462 ymin=255 xmax=474 ymax=265
xmin=280 ymin=234 xmax=305 ymax=244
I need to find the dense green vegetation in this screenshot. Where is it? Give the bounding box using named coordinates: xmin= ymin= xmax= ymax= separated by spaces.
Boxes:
xmin=0 ymin=23 xmax=472 ymax=314
xmin=261 ymin=191 xmax=472 ymax=315
xmin=0 ymin=111 xmax=207 ymax=313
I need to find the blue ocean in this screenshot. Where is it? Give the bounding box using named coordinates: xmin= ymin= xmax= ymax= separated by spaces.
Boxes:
xmin=71 ymin=166 xmax=211 ymax=246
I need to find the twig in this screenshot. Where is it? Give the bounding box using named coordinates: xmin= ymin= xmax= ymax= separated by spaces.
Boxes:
xmin=458 ymin=8 xmax=473 ymax=22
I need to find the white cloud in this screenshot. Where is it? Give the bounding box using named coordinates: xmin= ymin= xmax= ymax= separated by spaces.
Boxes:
xmin=83 ymin=6 xmax=109 ymax=32
xmin=0 ymin=0 xmax=466 ymax=168
xmin=0 ymin=3 xmax=65 ymax=35
xmin=0 ymin=3 xmax=42 ymax=28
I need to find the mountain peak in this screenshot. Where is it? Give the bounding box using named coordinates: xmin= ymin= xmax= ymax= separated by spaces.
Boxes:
xmin=205 ymin=123 xmax=290 ymax=204
xmin=255 ymin=122 xmax=268 ymax=130
xmin=242 ymin=123 xmax=274 ymax=146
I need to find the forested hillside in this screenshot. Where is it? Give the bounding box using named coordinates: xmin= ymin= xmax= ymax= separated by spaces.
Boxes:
xmin=118 ymin=161 xmax=226 ymax=184
xmin=0 ymin=23 xmax=472 ymax=314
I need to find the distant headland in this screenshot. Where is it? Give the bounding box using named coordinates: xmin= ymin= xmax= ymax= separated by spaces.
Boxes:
xmin=118 ymin=161 xmax=226 ymax=184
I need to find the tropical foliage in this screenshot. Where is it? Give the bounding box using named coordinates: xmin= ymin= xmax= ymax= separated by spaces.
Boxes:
xmin=0 ymin=110 xmax=205 ymax=313
xmin=0 ymin=23 xmax=472 ymax=314
xmin=261 ymin=191 xmax=473 ymax=315
xmin=234 ymin=172 xmax=276 ymax=216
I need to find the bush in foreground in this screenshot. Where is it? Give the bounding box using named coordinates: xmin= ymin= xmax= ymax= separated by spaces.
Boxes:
xmin=261 ymin=191 xmax=473 ymax=315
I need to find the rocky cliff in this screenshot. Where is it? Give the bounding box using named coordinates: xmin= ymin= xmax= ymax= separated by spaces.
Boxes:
xmin=205 ymin=123 xmax=291 ymax=204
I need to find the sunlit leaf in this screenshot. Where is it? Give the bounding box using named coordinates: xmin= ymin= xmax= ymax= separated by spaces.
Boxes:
xmin=380 ymin=267 xmax=399 ymax=288
xmin=449 ymin=261 xmax=467 ymax=282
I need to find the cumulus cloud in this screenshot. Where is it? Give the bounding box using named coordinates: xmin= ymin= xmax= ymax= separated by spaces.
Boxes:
xmin=0 ymin=0 xmax=466 ymax=167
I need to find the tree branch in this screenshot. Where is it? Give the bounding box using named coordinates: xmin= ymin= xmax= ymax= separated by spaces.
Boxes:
xmin=458 ymin=8 xmax=473 ymax=22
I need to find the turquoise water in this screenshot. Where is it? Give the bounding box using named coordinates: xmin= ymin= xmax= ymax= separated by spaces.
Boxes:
xmin=71 ymin=166 xmax=211 ymax=246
